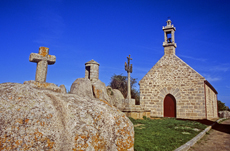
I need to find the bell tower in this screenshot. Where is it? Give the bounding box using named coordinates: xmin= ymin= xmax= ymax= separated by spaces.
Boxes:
xmin=162 ymin=19 xmax=177 ymax=55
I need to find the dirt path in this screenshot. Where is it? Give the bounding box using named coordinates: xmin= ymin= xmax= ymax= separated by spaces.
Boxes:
xmin=189 ymin=119 xmax=230 ymax=151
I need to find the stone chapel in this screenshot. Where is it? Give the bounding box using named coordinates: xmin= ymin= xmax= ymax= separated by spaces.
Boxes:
xmin=139 ymin=20 xmax=218 ymax=120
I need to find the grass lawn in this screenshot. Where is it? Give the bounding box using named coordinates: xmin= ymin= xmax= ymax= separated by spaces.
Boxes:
xmin=129 ymin=117 xmax=207 ymax=151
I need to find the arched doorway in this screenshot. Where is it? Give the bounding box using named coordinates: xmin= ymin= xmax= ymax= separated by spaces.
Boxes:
xmin=164 ymin=94 xmax=176 ymax=117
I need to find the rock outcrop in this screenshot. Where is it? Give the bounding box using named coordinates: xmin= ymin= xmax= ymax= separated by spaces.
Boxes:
xmin=59 ymin=84 xmax=67 ymax=94
xmin=107 ymin=87 xmax=125 ymax=110
xmin=219 ymin=111 xmax=230 ymax=118
xmin=70 ymin=78 xmax=125 ymax=109
xmin=24 ymin=80 xmax=61 ymax=92
xmin=0 ymin=82 xmax=134 ymax=151
xmin=70 ymin=78 xmax=94 ymax=98
xmin=92 ymin=80 xmax=112 ymax=105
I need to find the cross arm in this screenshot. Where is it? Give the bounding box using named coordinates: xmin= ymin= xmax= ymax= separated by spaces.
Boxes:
xmin=29 ymin=53 xmax=43 ymax=63
xmin=29 ymin=53 xmax=56 ymax=65
xmin=47 ymin=55 xmax=56 ymax=65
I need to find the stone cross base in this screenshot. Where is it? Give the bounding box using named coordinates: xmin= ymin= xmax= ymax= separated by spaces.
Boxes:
xmin=123 ymin=111 xmax=151 ymax=119
xmin=123 ymin=98 xmax=136 ymax=108
xmin=24 ymin=80 xmax=66 ymax=93
xmin=121 ymin=98 xmax=151 ymax=119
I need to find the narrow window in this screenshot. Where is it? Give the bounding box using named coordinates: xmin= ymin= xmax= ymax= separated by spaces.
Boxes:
xmin=86 ymin=66 xmax=90 ymax=79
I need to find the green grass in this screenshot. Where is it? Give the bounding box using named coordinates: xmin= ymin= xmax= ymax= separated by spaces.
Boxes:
xmin=129 ymin=117 xmax=207 ymax=151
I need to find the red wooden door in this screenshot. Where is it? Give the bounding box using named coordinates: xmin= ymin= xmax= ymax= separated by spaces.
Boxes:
xmin=164 ymin=94 xmax=176 ymax=117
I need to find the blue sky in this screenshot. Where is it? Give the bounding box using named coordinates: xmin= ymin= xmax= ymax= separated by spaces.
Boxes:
xmin=1 ymin=0 xmax=230 ymax=107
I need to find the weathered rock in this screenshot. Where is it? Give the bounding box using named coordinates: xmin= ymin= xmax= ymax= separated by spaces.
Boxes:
xmin=24 ymin=80 xmax=61 ymax=92
xmin=70 ymin=79 xmax=122 ymax=108
xmin=107 ymin=87 xmax=125 ymax=110
xmin=0 ymin=82 xmax=134 ymax=151
xmin=92 ymin=80 xmax=112 ymax=105
xmin=69 ymin=78 xmax=94 ymax=98
xmin=59 ymin=84 xmax=67 ymax=94
xmin=219 ymin=111 xmax=230 ymax=118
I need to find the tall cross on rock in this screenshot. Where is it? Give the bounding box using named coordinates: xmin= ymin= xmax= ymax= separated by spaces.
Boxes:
xmin=29 ymin=47 xmax=56 ymax=83
xmin=125 ymin=55 xmax=133 ymax=99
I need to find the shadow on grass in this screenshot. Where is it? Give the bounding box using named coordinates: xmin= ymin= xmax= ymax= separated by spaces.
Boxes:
xmin=177 ymin=118 xmax=230 ymax=134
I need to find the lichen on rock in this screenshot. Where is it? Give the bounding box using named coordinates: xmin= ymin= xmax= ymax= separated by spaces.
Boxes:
xmin=0 ymin=82 xmax=134 ymax=151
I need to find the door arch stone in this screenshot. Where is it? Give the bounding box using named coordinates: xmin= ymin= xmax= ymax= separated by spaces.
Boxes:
xmin=164 ymin=94 xmax=176 ymax=117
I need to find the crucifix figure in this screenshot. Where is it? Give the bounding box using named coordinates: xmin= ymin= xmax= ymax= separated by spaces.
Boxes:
xmin=29 ymin=47 xmax=56 ymax=83
xmin=125 ymin=55 xmax=133 ymax=99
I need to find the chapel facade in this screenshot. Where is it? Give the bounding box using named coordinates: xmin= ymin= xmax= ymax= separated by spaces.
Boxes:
xmin=139 ymin=20 xmax=218 ymax=119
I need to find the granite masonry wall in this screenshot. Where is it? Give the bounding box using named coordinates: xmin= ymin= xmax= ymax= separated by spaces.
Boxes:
xmin=205 ymin=84 xmax=218 ymax=119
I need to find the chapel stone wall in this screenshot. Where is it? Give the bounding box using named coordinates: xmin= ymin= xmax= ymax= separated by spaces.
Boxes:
xmin=205 ymin=84 xmax=218 ymax=119
xmin=139 ymin=54 xmax=207 ymax=119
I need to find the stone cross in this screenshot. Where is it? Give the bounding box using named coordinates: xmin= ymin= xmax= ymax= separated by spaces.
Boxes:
xmin=125 ymin=55 xmax=133 ymax=99
xmin=29 ymin=47 xmax=56 ymax=83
